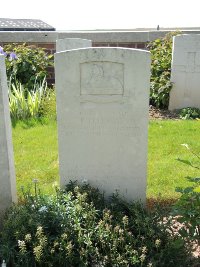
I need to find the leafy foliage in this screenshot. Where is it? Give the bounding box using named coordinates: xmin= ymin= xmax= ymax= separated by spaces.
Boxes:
xmin=148 ymin=32 xmax=180 ymax=109
xmin=179 ymin=107 xmax=200 ymax=120
xmin=2 ymin=43 xmax=53 ymax=89
xmin=9 ymin=78 xmax=48 ymax=120
xmin=0 ymin=182 xmax=192 ymax=267
xmin=38 ymin=87 xmax=56 ymax=119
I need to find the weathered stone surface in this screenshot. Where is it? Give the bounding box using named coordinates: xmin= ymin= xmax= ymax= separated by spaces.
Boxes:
xmin=55 ymin=48 xmax=150 ymax=201
xmin=56 ymin=38 xmax=91 ymax=52
xmin=169 ymin=34 xmax=200 ymax=110
xmin=0 ymin=55 xmax=17 ymax=224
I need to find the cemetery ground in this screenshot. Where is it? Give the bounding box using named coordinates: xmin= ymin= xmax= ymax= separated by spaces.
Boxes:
xmin=0 ymin=114 xmax=198 ymax=267
xmin=12 ymin=116 xmax=200 ymax=201
xmin=9 ymin=115 xmax=200 ymax=265
xmin=2 ymin=36 xmax=200 ymax=265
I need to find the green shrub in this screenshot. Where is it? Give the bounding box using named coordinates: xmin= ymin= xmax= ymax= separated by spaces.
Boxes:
xmin=148 ymin=32 xmax=180 ymax=109
xmin=2 ymin=43 xmax=53 ymax=89
xmin=0 ymin=182 xmax=193 ymax=267
xmin=178 ymin=107 xmax=200 ymax=120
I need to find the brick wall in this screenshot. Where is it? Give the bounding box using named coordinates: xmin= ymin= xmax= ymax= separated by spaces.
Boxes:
xmin=0 ymin=41 xmax=147 ymax=86
xmin=93 ymin=42 xmax=147 ymax=49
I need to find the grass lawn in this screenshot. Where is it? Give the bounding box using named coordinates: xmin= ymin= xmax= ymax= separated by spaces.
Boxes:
xmin=12 ymin=119 xmax=200 ymax=199
xmin=12 ymin=119 xmax=59 ymax=195
xmin=147 ymin=119 xmax=200 ymax=199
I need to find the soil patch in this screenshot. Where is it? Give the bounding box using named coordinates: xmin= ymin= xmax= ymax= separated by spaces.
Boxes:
xmin=149 ymin=105 xmax=180 ymax=120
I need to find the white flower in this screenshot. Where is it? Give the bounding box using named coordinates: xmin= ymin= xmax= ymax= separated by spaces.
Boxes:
xmin=140 ymin=253 xmax=146 ymax=262
xmin=36 ymin=226 xmax=43 ymax=237
xmin=25 ymin=233 xmax=32 ymax=242
xmin=155 ymin=239 xmax=161 ymax=248
xmin=18 ymin=240 xmax=26 ymax=253
xmin=142 ymin=246 xmax=147 ymax=253
xmin=18 ymin=240 xmax=24 ymax=246
xmin=39 ymin=206 xmax=48 ymax=212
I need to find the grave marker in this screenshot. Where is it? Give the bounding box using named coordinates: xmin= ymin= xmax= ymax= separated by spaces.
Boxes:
xmin=56 ymin=38 xmax=92 ymax=52
xmin=55 ymin=48 xmax=150 ymax=201
xmin=0 ymin=55 xmax=17 ymax=225
xmin=169 ymin=34 xmax=200 ymax=110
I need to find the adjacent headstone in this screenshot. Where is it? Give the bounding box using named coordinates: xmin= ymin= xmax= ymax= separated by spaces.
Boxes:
xmin=0 ymin=55 xmax=17 ymax=225
xmin=55 ymin=48 xmax=151 ymax=201
xmin=169 ymin=34 xmax=200 ymax=110
xmin=56 ymin=38 xmax=92 ymax=52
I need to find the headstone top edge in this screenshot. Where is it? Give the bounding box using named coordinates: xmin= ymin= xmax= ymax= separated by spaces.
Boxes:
xmin=56 ymin=37 xmax=92 ymax=43
xmin=55 ymin=47 xmax=150 ymax=56
xmin=174 ymin=34 xmax=200 ymax=39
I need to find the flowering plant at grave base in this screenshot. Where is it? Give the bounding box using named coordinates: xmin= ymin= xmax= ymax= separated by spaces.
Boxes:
xmin=0 ymin=181 xmax=193 ymax=267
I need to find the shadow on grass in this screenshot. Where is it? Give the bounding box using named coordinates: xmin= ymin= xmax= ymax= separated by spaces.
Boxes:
xmin=11 ymin=117 xmax=56 ymax=129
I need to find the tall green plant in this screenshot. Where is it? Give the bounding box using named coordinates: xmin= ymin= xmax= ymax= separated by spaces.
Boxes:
xmin=148 ymin=32 xmax=180 ymax=109
xmin=38 ymin=87 xmax=56 ymax=119
xmin=0 ymin=182 xmax=192 ymax=267
xmin=9 ymin=78 xmax=48 ymax=120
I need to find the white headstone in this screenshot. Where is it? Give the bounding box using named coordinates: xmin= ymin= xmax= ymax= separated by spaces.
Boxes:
xmin=169 ymin=34 xmax=200 ymax=110
xmin=56 ymin=38 xmax=92 ymax=52
xmin=0 ymin=55 xmax=17 ymax=223
xmin=55 ymin=48 xmax=151 ymax=201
